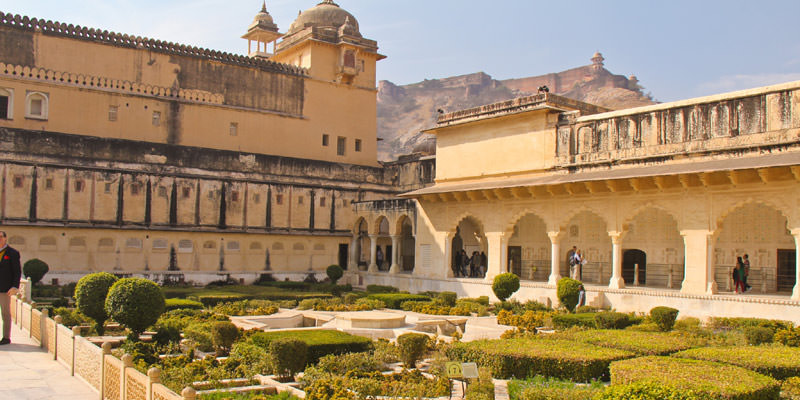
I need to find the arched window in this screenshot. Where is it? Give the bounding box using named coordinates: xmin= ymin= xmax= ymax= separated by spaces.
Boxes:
xmin=178 ymin=240 xmax=193 ymax=253
xmin=39 ymin=237 xmax=56 ymax=247
xmin=227 ymin=241 xmax=240 ymax=251
xmin=293 ymin=242 xmax=305 ymax=251
xmin=152 ymin=239 xmax=168 ymax=249
xmin=8 ymin=236 xmax=24 ymax=246
xmin=69 ymin=237 xmax=86 ymax=248
xmin=203 ymin=241 xmax=216 ymax=249
xmin=0 ymin=88 xmax=13 ymax=119
xmin=272 ymin=242 xmax=284 ymax=251
xmin=249 ymin=242 xmax=263 ymax=250
xmin=25 ymin=91 xmax=49 ymax=120
xmin=125 ymin=238 xmax=143 ymax=249
xmin=313 ymin=243 xmax=325 ymax=251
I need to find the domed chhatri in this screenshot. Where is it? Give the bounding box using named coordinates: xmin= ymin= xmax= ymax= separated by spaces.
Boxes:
xmin=288 ymin=0 xmax=361 ymax=37
xmin=242 ymin=1 xmax=283 ymax=58
xmin=250 ymin=1 xmax=279 ymax=33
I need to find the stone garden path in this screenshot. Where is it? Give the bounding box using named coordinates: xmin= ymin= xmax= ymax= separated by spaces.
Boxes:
xmin=0 ymin=322 xmax=96 ymax=400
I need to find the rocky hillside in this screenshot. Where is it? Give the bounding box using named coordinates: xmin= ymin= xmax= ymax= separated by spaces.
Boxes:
xmin=377 ymin=53 xmax=655 ymax=161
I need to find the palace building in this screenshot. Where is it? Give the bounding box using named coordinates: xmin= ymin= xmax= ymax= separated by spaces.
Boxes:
xmin=0 ymin=2 xmax=798 ymax=321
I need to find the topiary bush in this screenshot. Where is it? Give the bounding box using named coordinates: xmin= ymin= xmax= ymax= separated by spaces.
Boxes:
xmin=366 ymin=284 xmax=399 ymax=294
xmin=211 ymin=321 xmax=240 ymax=355
xmin=594 ymin=312 xmax=636 ymax=330
xmin=556 ymin=278 xmax=582 ymax=312
xmin=397 ymin=332 xmax=430 ymax=369
xmin=104 ymin=277 xmax=165 ymax=340
xmin=649 ymin=306 xmax=679 ymax=332
xmin=743 ymin=326 xmax=774 ymax=345
xmin=492 ymin=273 xmax=520 ymax=301
xmin=552 ymin=313 xmax=597 ymax=330
xmin=326 ymin=264 xmax=344 ymax=285
xmin=74 ymin=272 xmax=119 ymax=335
xmin=775 ymin=326 xmax=800 ymax=347
xmin=596 ymin=381 xmax=713 ymax=400
xmin=783 ymin=377 xmax=800 ymax=400
xmin=22 ymin=258 xmax=49 ymax=285
xmin=268 ymin=337 xmax=307 ymax=381
xmin=164 ymin=298 xmax=204 ymax=311
xmin=249 ymin=329 xmax=372 ymax=365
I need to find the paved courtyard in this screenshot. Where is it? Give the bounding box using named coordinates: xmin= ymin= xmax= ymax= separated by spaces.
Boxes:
xmin=0 ymin=322 xmax=96 ymax=400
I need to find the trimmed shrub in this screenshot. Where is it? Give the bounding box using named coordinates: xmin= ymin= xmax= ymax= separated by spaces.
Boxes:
xmin=492 ymin=273 xmax=520 ymax=301
xmin=367 ymin=293 xmax=430 ymax=309
xmin=783 ymin=377 xmax=800 ymax=400
xmin=594 ymin=312 xmax=635 ymax=330
xmin=183 ymin=322 xmax=215 ymax=352
xmin=164 ymin=298 xmax=204 ymax=311
xmin=496 ymin=309 xmax=552 ymax=332
xmin=438 ymin=291 xmax=458 ymax=307
xmin=446 ymin=337 xmax=634 ymax=381
xmin=552 ymin=313 xmax=596 ymax=330
xmin=597 ymin=381 xmax=713 ymax=400
xmin=104 ymin=278 xmax=165 ymax=339
xmin=228 ymin=342 xmax=271 ymax=377
xmin=213 ymin=299 xmax=283 ymax=316
xmin=23 ymin=258 xmax=49 ymax=285
xmin=556 ymin=278 xmax=582 ymax=312
xmin=509 ymin=376 xmax=603 ymax=400
xmin=268 ymin=338 xmax=307 ymax=380
xmin=397 ymin=333 xmax=430 ymax=369
xmin=744 ymin=326 xmax=774 ymax=345
xmin=649 ymin=306 xmax=679 ymax=332
xmin=197 ymin=292 xmax=331 ymax=307
xmin=326 ymin=265 xmax=344 ymax=285
xmin=775 ymin=326 xmax=800 ymax=347
xmin=74 ymin=272 xmax=119 ymax=335
xmin=609 ymin=356 xmax=779 ymax=399
xmin=211 ymin=321 xmax=240 ymax=354
xmin=249 ymin=330 xmax=372 ymax=365
xmin=708 ymin=317 xmax=794 ymax=333
xmin=673 ymin=345 xmax=800 ymax=380
xmin=366 ymin=284 xmax=398 ymax=294
xmin=561 ymin=329 xmax=703 ymax=356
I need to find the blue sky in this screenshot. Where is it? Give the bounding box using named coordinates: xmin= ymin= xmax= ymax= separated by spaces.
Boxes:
xmin=4 ymin=0 xmax=800 ymax=102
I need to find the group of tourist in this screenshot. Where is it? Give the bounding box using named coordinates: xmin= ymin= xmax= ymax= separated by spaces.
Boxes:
xmin=733 ymin=253 xmax=753 ymax=294
xmin=567 ymin=246 xmax=588 ymax=281
xmin=452 ymin=249 xmax=487 ymax=278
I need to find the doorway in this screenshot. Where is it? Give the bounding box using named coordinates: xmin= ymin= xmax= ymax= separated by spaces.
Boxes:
xmin=338 ymin=244 xmax=348 ymax=270
xmin=508 ymin=246 xmax=522 ymax=276
xmin=622 ymin=249 xmax=646 ymax=285
xmin=777 ymin=249 xmax=796 ymax=292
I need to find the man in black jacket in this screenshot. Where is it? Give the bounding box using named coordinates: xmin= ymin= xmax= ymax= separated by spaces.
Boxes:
xmin=0 ymin=231 xmax=21 ymax=345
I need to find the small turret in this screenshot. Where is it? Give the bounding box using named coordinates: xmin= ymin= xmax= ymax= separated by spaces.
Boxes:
xmin=591 ymin=51 xmax=605 ymax=69
xmin=241 ymin=1 xmax=283 ymax=59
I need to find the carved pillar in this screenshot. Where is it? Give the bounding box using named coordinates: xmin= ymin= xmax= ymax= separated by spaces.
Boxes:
xmin=608 ymin=231 xmax=625 ymax=289
xmin=792 ymin=229 xmax=800 ymax=300
xmin=389 ymin=235 xmax=400 ymax=274
xmin=349 ymin=235 xmax=358 ymax=270
xmin=547 ymin=231 xmax=562 ymax=285
xmin=368 ymin=234 xmax=378 ymax=272
xmin=680 ymin=229 xmax=716 ymax=295
xmin=484 ymin=232 xmax=508 ymax=283
xmin=443 ymin=231 xmax=455 ymax=278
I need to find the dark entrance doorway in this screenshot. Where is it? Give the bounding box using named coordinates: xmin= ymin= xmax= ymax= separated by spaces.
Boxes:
xmin=777 ymin=249 xmax=796 ymax=292
xmin=508 ymin=246 xmax=522 ymax=276
xmin=338 ymin=244 xmax=349 ymax=270
xmin=622 ymin=249 xmax=646 ymax=285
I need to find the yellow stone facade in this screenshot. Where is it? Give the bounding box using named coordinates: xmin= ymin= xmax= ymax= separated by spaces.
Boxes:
xmin=0 ymin=3 xmax=430 ymax=284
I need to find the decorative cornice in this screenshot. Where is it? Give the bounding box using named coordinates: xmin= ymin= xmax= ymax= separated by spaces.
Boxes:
xmin=0 ymin=12 xmax=305 ymax=77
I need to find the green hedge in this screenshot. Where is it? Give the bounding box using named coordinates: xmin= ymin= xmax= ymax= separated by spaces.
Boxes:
xmin=366 ymin=293 xmax=430 ymax=309
xmin=445 ymin=337 xmax=634 ymax=381
xmin=164 ymin=298 xmax=204 ymax=311
xmin=609 ymin=356 xmax=779 ymax=399
xmin=248 ymin=329 xmax=372 ymax=365
xmin=366 ymin=285 xmax=399 ymax=294
xmin=560 ymin=329 xmax=703 ymax=356
xmin=596 ymin=381 xmax=714 ymax=400
xmin=508 ymin=376 xmax=603 ymax=400
xmin=708 ymin=317 xmax=794 ymax=333
xmin=672 ymin=345 xmax=800 ymax=380
xmin=594 ymin=312 xmax=637 ymax=330
xmin=197 ymin=293 xmax=330 ymax=307
xmin=552 ymin=313 xmax=597 ymax=330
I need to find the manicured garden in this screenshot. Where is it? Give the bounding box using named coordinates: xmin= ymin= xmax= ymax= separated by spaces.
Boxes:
xmin=24 ymin=268 xmax=800 ymax=400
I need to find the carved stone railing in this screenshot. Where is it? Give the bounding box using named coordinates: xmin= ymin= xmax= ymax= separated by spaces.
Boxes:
xmin=10 ymin=295 xmax=186 ymax=400
xmin=0 ymin=62 xmax=225 ymax=105
xmin=0 ymin=12 xmax=305 ymax=76
xmin=555 ymin=82 xmax=800 ymax=167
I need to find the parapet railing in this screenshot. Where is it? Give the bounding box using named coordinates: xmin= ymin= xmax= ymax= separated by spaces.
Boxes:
xmin=9 ymin=294 xmax=197 ymax=400
xmin=0 ymin=12 xmax=305 ymax=76
xmin=0 ymin=62 xmax=225 ymax=105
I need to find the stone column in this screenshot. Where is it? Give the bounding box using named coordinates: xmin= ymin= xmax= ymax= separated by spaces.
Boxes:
xmin=608 ymin=231 xmax=625 ymax=289
xmin=443 ymin=231 xmax=455 ymax=278
xmin=389 ymin=235 xmax=400 ymax=274
xmin=484 ymin=232 xmax=508 ymax=283
xmin=368 ymin=235 xmax=378 ymax=272
xmin=680 ymin=229 xmax=716 ymax=295
xmin=349 ymin=235 xmax=358 ymax=270
xmin=792 ymin=229 xmax=800 ymax=300
xmin=547 ymin=231 xmax=562 ymax=285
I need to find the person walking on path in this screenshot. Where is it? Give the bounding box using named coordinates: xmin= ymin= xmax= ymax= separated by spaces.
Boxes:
xmin=733 ymin=256 xmax=746 ymax=294
xmin=0 ymin=230 xmax=22 ymax=345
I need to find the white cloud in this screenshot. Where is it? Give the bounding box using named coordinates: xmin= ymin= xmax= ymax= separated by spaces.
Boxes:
xmin=698 ymin=73 xmax=800 ymax=94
